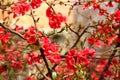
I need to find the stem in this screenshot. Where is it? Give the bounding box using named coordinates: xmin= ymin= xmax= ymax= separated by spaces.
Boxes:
xmin=70 ymin=26 xmax=89 ymax=49
xmin=0 ymin=23 xmax=25 ymax=40
xmin=39 ymin=48 xmax=52 ymax=79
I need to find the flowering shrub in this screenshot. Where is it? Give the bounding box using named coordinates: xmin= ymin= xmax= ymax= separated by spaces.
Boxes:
xmin=0 ymin=0 xmax=120 ymax=80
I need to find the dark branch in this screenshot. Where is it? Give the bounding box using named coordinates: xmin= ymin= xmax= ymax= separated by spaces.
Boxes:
xmin=0 ymin=23 xmax=25 ymax=40
xmin=39 ymin=48 xmax=52 ymax=79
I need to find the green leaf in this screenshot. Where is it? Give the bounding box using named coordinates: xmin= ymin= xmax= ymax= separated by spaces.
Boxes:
xmin=8 ymin=69 xmax=15 ymax=78
xmin=0 ymin=75 xmax=3 ymax=80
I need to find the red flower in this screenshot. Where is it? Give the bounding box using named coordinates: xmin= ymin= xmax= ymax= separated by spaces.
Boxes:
xmin=9 ymin=2 xmax=30 ymax=18
xmin=66 ymin=48 xmax=96 ymax=70
xmin=114 ymin=10 xmax=120 ymax=23
xmin=66 ymin=55 xmax=76 ymax=70
xmin=11 ymin=61 xmax=23 ymax=70
xmin=88 ymin=37 xmax=101 ymax=48
xmin=42 ymin=37 xmax=62 ymax=64
xmin=31 ymin=0 xmax=42 ymax=9
xmin=26 ymin=54 xmax=32 ymax=64
xmin=46 ymin=7 xmax=53 ymax=18
xmin=14 ymin=25 xmax=23 ymax=32
xmin=114 ymin=0 xmax=120 ymax=2
xmin=99 ymin=8 xmax=107 ymax=16
xmin=26 ymin=52 xmax=42 ymax=64
xmin=93 ymin=3 xmax=100 ymax=10
xmin=27 ymin=76 xmax=32 ymax=80
xmin=0 ymin=27 xmax=4 ymax=34
xmin=0 ymin=66 xmax=7 ymax=73
xmin=105 ymin=1 xmax=114 ymax=7
xmin=27 ymin=35 xmax=37 ymax=44
xmin=46 ymin=7 xmax=66 ymax=29
xmin=0 ymin=54 xmax=3 ymax=62
xmin=24 ymin=26 xmax=39 ymax=44
xmin=49 ymin=54 xmax=61 ymax=64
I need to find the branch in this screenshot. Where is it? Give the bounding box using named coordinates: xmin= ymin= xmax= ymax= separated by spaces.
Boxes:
xmin=0 ymin=23 xmax=25 ymax=40
xmin=70 ymin=26 xmax=89 ymax=49
xmin=99 ymin=22 xmax=120 ymax=80
xmin=39 ymin=48 xmax=52 ymax=79
xmin=34 ymin=64 xmax=50 ymax=80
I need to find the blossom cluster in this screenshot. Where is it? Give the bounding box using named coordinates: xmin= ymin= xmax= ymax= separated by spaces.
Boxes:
xmin=0 ymin=27 xmax=11 ymax=45
xmin=42 ymin=37 xmax=62 ymax=64
xmin=66 ymin=48 xmax=96 ymax=71
xmin=23 ymin=26 xmax=42 ymax=44
xmin=8 ymin=0 xmax=44 ymax=18
xmin=26 ymin=51 xmax=42 ymax=64
xmin=46 ymin=7 xmax=66 ymax=29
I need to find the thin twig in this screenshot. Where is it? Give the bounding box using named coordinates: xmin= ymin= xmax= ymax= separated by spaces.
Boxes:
xmin=0 ymin=23 xmax=25 ymax=40
xmin=34 ymin=64 xmax=50 ymax=80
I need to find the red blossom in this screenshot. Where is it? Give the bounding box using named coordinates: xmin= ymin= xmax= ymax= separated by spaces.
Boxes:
xmin=42 ymin=37 xmax=62 ymax=64
xmin=0 ymin=54 xmax=3 ymax=62
xmin=31 ymin=0 xmax=42 ymax=9
xmin=66 ymin=48 xmax=96 ymax=70
xmin=11 ymin=61 xmax=23 ymax=70
xmin=24 ymin=26 xmax=39 ymax=44
xmin=0 ymin=27 xmax=4 ymax=33
xmin=88 ymin=37 xmax=101 ymax=48
xmin=0 ymin=32 xmax=11 ymax=45
xmin=93 ymin=3 xmax=100 ymax=10
xmin=114 ymin=0 xmax=120 ymax=2
xmin=82 ymin=3 xmax=89 ymax=9
xmin=49 ymin=54 xmax=61 ymax=64
xmin=27 ymin=76 xmax=32 ymax=80
xmin=105 ymin=1 xmax=114 ymax=7
xmin=99 ymin=8 xmax=107 ymax=16
xmin=0 ymin=66 xmax=7 ymax=73
xmin=114 ymin=10 xmax=120 ymax=23
xmin=26 ymin=52 xmax=42 ymax=65
xmin=46 ymin=7 xmax=66 ymax=29
xmin=9 ymin=2 xmax=30 ymax=18
xmin=92 ymin=72 xmax=99 ymax=80
xmin=14 ymin=25 xmax=23 ymax=32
